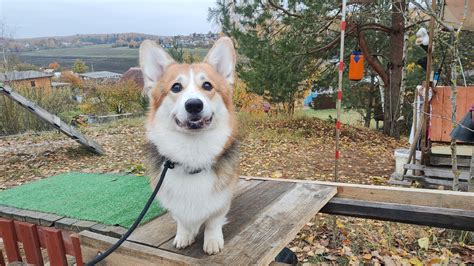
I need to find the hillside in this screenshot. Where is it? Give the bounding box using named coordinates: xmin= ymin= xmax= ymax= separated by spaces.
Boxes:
xmin=17 ymin=45 xmax=209 ymax=73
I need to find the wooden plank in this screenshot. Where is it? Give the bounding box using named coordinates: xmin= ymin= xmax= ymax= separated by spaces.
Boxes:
xmin=469 ymin=148 xmax=474 ymax=192
xmin=321 ymin=198 xmax=474 ymax=231
xmin=430 ymin=87 xmax=474 ymax=143
xmin=42 ymin=227 xmax=67 ymax=266
xmin=431 ymin=144 xmax=474 ymax=156
xmin=441 ymin=87 xmax=452 ymax=142
xmin=0 ymin=250 xmax=5 ymax=266
xmin=429 ymin=154 xmax=471 ymax=167
xmin=128 ymin=179 xmax=263 ymax=248
xmin=158 ymin=181 xmax=295 ymax=259
xmin=244 ymin=176 xmax=474 ymax=210
xmin=16 ymin=222 xmax=44 ymax=266
xmin=404 ymin=164 xmax=470 ymax=180
xmin=71 ymin=234 xmax=85 ymax=266
xmin=0 ymin=218 xmax=22 ymax=263
xmin=80 ymin=230 xmax=199 ymax=265
xmin=206 ymin=183 xmax=336 ymax=265
xmin=0 ymin=84 xmax=105 ymax=155
xmin=404 ymin=174 xmax=467 ymax=188
xmin=128 ymin=212 xmax=176 ymax=248
xmin=430 ymin=87 xmax=444 ymax=141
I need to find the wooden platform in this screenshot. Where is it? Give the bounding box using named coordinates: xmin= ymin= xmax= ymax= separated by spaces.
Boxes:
xmin=79 ymin=178 xmax=337 ymax=265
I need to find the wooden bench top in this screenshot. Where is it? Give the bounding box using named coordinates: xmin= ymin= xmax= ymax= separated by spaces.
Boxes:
xmin=79 ymin=178 xmax=337 ymax=265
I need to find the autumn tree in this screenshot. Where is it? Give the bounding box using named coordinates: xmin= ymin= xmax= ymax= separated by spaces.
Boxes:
xmin=61 ymin=71 xmax=83 ymax=88
xmin=48 ymin=61 xmax=60 ymax=70
xmin=72 ymin=59 xmax=89 ymax=73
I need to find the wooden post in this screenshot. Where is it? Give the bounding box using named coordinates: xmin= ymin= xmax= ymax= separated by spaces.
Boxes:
xmin=469 ymin=148 xmax=474 ymax=192
xmin=335 ymin=0 xmax=348 ymax=182
xmin=420 ymin=0 xmax=436 ymax=166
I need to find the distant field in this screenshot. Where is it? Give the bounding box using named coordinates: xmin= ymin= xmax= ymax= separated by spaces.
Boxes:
xmin=20 ymin=44 xmax=139 ymax=58
xmin=17 ymin=44 xmax=209 ymax=73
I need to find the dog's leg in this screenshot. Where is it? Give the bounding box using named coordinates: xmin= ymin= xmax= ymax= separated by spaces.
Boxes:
xmin=173 ymin=218 xmax=200 ymax=249
xmin=203 ymin=206 xmax=228 ymax=255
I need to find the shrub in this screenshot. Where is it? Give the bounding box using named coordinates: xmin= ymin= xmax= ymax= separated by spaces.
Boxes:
xmin=0 ymin=85 xmax=77 ymax=135
xmin=233 ymin=78 xmax=265 ymax=115
xmin=79 ymin=80 xmax=145 ymax=115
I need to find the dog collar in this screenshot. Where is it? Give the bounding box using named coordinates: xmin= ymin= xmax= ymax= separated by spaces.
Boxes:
xmin=165 ymin=159 xmax=203 ymax=175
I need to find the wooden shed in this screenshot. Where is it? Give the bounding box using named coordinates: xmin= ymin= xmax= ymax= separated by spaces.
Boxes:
xmin=392 ymin=86 xmax=473 ymax=190
xmin=0 ymin=71 xmax=53 ymax=89
xmin=430 ymin=86 xmax=474 ymax=143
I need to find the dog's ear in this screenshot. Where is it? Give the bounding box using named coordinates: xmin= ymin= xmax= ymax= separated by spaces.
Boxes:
xmin=139 ymin=40 xmax=175 ymax=98
xmin=204 ymin=37 xmax=236 ymax=86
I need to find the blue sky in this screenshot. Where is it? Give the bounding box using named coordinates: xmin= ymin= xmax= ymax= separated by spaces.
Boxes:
xmin=0 ymin=0 xmax=217 ymax=38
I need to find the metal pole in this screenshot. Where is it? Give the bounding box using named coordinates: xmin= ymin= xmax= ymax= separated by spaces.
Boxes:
xmin=335 ymin=0 xmax=347 ymax=182
xmin=420 ymin=0 xmax=436 ymax=165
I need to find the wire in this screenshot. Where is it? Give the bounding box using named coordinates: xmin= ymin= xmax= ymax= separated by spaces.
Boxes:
xmin=86 ymin=160 xmax=174 ymax=265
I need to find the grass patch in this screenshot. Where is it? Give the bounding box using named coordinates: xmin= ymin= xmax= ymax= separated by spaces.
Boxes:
xmin=298 ymin=108 xmax=381 ymax=129
xmin=0 ymin=172 xmax=164 ymax=228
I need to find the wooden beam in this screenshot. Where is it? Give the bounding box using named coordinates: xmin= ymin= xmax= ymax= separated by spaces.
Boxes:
xmin=469 ymin=148 xmax=474 ymax=192
xmin=0 ymin=84 xmax=105 ymax=155
xmin=432 ymin=144 xmax=474 ymax=156
xmin=80 ymin=230 xmax=200 ymax=265
xmin=429 ymin=154 xmax=471 ymax=167
xmin=321 ymin=198 xmax=474 ymax=231
xmin=243 ymin=177 xmax=474 ymax=210
xmin=404 ymin=164 xmax=470 ymax=180
xmin=420 ymin=0 xmax=436 ymax=165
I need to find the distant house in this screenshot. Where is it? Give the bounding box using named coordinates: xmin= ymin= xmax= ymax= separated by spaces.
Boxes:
xmin=43 ymin=69 xmax=55 ymax=74
xmin=312 ymin=88 xmax=336 ymax=110
xmin=0 ymin=70 xmax=53 ymax=89
xmin=51 ymin=82 xmax=71 ymax=89
xmin=79 ymin=71 xmax=122 ymax=83
xmin=121 ymin=67 xmax=144 ymax=88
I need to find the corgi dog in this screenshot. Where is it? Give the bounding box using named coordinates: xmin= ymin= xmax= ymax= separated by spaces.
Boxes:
xmin=140 ymin=37 xmax=239 ymax=255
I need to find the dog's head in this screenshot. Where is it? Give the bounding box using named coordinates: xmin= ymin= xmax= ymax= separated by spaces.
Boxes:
xmin=140 ymin=37 xmax=236 ymax=133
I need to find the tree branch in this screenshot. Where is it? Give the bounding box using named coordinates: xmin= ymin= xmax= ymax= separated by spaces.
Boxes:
xmin=267 ymin=0 xmax=302 ymax=18
xmin=405 ymin=19 xmax=430 ymax=31
xmin=359 ymin=22 xmax=391 ymax=33
xmin=359 ymin=30 xmax=388 ymax=85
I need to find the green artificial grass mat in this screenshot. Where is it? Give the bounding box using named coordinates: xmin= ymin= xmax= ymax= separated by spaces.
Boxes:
xmin=0 ymin=172 xmax=165 ymax=228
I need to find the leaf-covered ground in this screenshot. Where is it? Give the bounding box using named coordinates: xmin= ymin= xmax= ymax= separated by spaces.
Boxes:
xmin=1 ymin=115 xmax=472 ymax=264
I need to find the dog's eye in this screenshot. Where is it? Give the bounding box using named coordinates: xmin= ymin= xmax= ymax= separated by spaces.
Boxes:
xmin=202 ymin=82 xmax=213 ymax=91
xmin=171 ymin=83 xmax=182 ymax=93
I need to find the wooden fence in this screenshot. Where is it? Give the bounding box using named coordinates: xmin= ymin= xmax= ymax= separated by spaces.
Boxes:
xmin=0 ymin=218 xmax=83 ymax=266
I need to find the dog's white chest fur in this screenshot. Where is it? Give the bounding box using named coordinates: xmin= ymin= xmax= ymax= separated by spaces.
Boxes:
xmin=157 ymin=167 xmax=232 ymax=224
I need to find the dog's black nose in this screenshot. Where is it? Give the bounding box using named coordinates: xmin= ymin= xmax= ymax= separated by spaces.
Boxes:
xmin=185 ymin=98 xmax=203 ymax=114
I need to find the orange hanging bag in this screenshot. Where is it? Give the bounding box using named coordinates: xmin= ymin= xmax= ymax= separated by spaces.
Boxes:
xmin=349 ymin=51 xmax=364 ymax=81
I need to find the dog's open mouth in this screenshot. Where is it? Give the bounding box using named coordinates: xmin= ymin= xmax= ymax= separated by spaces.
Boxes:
xmin=175 ymin=115 xmax=213 ymax=130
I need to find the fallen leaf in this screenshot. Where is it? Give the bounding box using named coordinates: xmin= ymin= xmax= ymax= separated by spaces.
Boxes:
xmin=271 ymin=170 xmax=283 ymax=178
xmin=409 ymin=257 xmax=423 ymax=266
xmin=418 ymin=237 xmax=430 ymax=250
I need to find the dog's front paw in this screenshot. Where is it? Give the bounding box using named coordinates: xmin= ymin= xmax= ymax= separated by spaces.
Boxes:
xmin=203 ymin=236 xmax=224 ymax=255
xmin=173 ymin=234 xmax=195 ymax=249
